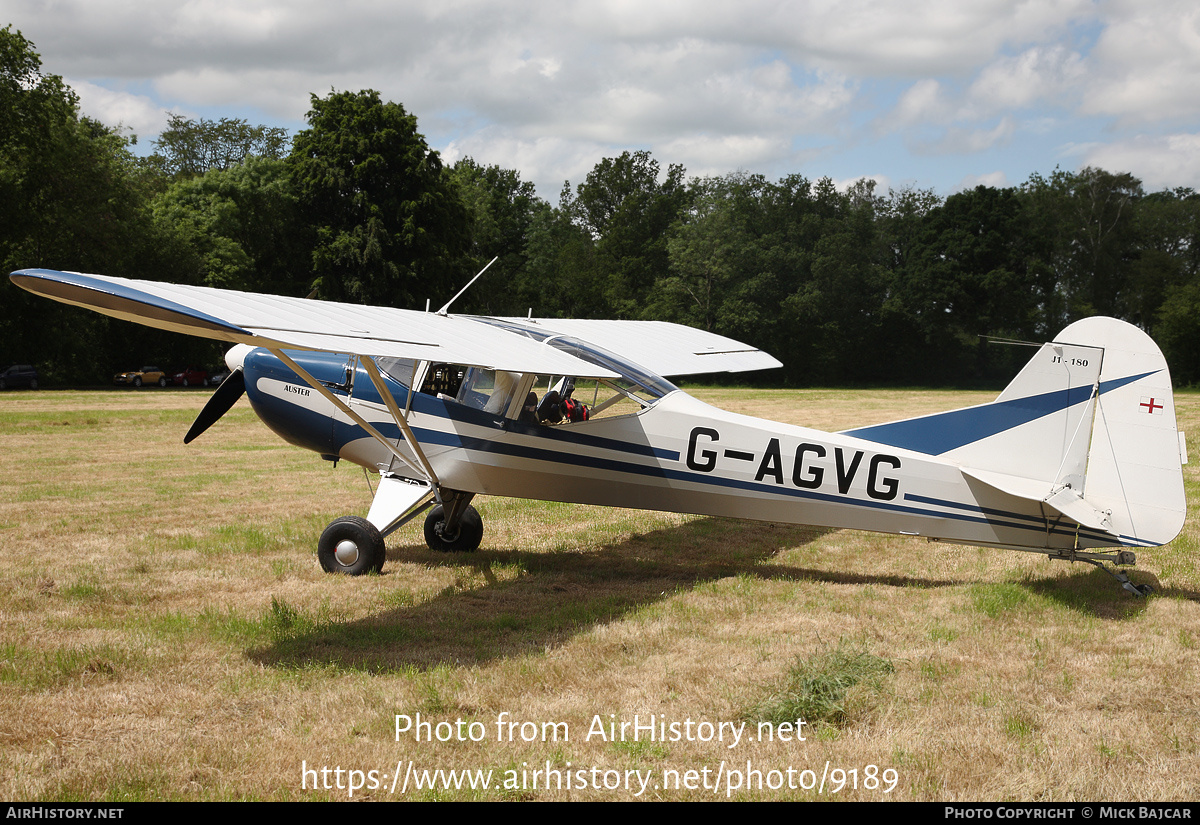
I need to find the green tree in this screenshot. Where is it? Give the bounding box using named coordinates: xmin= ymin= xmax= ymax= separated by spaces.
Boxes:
xmin=895 ymin=185 xmax=1041 ymax=381
xmin=1128 ymin=187 xmax=1200 ymax=331
xmin=152 ymin=156 xmax=308 ymax=294
xmin=782 ymin=178 xmax=891 ymax=383
xmin=289 ymin=90 xmax=469 ymax=307
xmin=656 ymin=172 xmax=784 ymax=343
xmin=449 ymin=157 xmax=546 ymax=314
xmin=150 ymin=114 xmax=289 ymax=179
xmin=1021 ymin=167 xmax=1143 ymax=329
xmin=563 ymin=151 xmax=689 ymax=317
xmin=0 ymin=27 xmax=203 ymax=382
xmin=0 ymin=25 xmax=79 ymax=269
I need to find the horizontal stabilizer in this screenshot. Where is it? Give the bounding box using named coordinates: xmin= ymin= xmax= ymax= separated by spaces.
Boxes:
xmin=961 ymin=467 xmax=1115 ymax=534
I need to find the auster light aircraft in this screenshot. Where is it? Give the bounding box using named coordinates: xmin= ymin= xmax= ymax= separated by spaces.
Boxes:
xmin=10 ymin=267 xmax=1189 ymax=596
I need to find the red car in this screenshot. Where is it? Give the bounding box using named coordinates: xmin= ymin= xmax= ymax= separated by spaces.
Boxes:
xmin=171 ymin=366 xmax=210 ymax=387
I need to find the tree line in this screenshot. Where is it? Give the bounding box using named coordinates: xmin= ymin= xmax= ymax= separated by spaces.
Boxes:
xmin=4 ymin=26 xmax=1200 ymax=387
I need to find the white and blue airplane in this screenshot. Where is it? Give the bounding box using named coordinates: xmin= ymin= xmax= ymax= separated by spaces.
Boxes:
xmin=10 ymin=268 xmax=1188 ymax=595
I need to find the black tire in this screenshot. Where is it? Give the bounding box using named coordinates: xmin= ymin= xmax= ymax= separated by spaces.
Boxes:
xmin=317 ymin=516 xmax=386 ymax=575
xmin=158 ymin=377 xmax=167 ymax=387
xmin=29 ymin=379 xmax=36 ymax=390
xmin=423 ymin=505 xmax=483 ymax=552
xmin=182 ymin=377 xmax=189 ymax=387
xmin=133 ymin=377 xmax=142 ymax=388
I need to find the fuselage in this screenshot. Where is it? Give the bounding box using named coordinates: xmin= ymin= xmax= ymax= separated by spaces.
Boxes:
xmin=239 ymin=347 xmax=1132 ymax=554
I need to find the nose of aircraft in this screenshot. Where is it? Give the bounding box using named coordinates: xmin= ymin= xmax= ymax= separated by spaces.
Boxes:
xmin=225 ymin=343 xmax=255 ymax=373
xmin=184 ymin=346 xmax=252 ymax=445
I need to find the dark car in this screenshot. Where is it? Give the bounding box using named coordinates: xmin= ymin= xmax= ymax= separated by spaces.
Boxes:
xmin=0 ymin=364 xmax=38 ymax=390
xmin=172 ymin=366 xmax=209 ymax=387
xmin=209 ymin=367 xmax=231 ymax=386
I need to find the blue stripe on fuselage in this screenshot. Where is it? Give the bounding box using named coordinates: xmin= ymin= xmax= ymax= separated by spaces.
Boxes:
xmin=843 ymin=372 xmax=1155 ymax=455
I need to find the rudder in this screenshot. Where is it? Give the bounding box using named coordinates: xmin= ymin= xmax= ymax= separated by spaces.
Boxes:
xmin=1054 ymin=317 xmax=1186 ymax=547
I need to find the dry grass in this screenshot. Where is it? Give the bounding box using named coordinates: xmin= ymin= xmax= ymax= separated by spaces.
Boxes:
xmin=1 ymin=385 xmax=1198 ymax=801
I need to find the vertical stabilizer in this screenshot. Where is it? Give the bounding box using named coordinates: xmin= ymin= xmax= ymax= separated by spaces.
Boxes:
xmin=846 ymin=317 xmax=1186 ymax=547
xmin=944 ymin=338 xmax=1103 ymax=488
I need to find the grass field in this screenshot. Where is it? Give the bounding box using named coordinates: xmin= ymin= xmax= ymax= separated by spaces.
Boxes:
xmin=1 ymin=386 xmax=1198 ymax=801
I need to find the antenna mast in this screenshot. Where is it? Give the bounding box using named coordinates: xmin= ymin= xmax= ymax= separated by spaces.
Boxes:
xmin=437 ymin=256 xmax=498 ymax=316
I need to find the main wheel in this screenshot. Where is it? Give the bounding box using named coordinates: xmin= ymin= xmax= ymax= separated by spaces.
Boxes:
xmin=423 ymin=505 xmax=483 ymax=552
xmin=318 ymin=516 xmax=386 ymax=575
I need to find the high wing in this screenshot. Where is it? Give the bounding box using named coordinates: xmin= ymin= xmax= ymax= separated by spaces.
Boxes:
xmin=10 ymin=269 xmax=779 ymax=378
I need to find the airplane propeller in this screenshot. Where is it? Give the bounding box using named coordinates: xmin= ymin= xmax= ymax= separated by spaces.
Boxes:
xmin=184 ymin=368 xmax=245 ymax=444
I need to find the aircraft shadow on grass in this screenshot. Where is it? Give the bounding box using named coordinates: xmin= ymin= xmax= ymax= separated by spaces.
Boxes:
xmin=249 ymin=518 xmax=968 ymax=673
xmin=248 ymin=517 xmax=1177 ymax=672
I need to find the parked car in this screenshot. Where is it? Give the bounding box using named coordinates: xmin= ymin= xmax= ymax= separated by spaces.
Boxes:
xmin=0 ymin=364 xmax=38 ymax=390
xmin=209 ymin=367 xmax=231 ymax=386
xmin=171 ymin=366 xmax=209 ymax=387
xmin=114 ymin=366 xmax=168 ymax=387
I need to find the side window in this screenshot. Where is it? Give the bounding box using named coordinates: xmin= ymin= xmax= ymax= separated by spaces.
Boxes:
xmin=376 ymin=356 xmax=417 ymax=388
xmin=420 ymin=363 xmax=466 ymax=398
xmin=456 ymin=368 xmax=520 ymax=414
xmin=530 ymin=376 xmax=649 ymax=424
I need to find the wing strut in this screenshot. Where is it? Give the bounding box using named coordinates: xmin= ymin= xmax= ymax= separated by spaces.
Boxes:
xmin=269 ymin=349 xmax=435 ymax=486
xmin=360 ymin=356 xmax=440 ymax=486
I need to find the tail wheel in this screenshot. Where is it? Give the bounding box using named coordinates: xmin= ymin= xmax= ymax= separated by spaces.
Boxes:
xmin=423 ymin=505 xmax=483 ymax=552
xmin=318 ymin=516 xmax=386 ymax=575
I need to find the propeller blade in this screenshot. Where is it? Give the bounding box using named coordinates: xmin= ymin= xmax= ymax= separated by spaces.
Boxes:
xmin=184 ymin=368 xmax=246 ymax=444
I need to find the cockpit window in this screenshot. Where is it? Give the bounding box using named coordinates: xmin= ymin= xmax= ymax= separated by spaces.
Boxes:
xmin=377 ymin=356 xmax=418 ymax=387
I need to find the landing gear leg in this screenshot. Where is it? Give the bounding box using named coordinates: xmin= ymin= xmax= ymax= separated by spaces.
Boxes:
xmin=423 ymin=490 xmax=482 ymax=553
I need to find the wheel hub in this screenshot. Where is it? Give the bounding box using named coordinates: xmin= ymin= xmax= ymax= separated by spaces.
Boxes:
xmin=334 ymin=539 xmax=360 ymax=566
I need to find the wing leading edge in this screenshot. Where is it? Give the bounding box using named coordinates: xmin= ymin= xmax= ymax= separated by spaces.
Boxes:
xmin=496 ymin=317 xmax=781 ymax=377
xmin=10 ymin=269 xmax=779 ymax=379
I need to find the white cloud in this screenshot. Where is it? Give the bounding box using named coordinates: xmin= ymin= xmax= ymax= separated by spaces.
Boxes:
xmin=887 ymin=79 xmax=951 ymax=128
xmin=1080 ymin=0 xmax=1200 ymax=124
xmin=66 ymin=79 xmax=178 ymax=143
xmin=966 ymin=45 xmax=1084 ymax=115
xmin=1082 ymin=133 xmax=1200 ymax=190
xmin=10 ymin=0 xmax=1200 ymax=193
xmin=832 ymin=173 xmax=890 ymax=194
xmin=955 ymin=170 xmax=1010 ymax=191
xmin=922 ymin=117 xmax=1016 ymax=155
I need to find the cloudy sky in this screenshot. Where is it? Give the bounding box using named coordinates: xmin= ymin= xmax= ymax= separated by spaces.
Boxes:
xmin=7 ymin=0 xmax=1200 ymax=198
